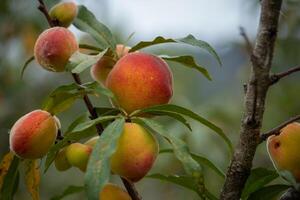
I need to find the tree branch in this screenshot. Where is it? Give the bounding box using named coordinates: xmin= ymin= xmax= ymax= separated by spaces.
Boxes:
xmin=239 ymin=26 xmax=253 ymax=55
xmin=270 ymin=65 xmax=300 ymax=84
xmin=259 ymin=115 xmax=300 ymax=143
xmin=37 ymin=1 xmax=141 ymax=199
xmin=220 ymin=0 xmax=283 ymax=199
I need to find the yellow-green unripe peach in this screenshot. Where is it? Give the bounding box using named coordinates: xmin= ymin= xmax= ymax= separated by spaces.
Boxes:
xmin=9 ymin=110 xmax=58 ymax=159
xmin=90 ymin=44 xmax=131 ymax=84
xmin=49 ymin=2 xmax=78 ymax=28
xmin=106 ymin=52 xmax=173 ymax=114
xmin=54 ymin=147 xmax=71 ymax=171
xmin=34 ymin=27 xmax=78 ymax=72
xmin=111 ymin=123 xmax=158 ymax=182
xmin=65 ymin=143 xmax=92 ymax=171
xmin=267 ymin=122 xmax=300 ymax=182
xmin=99 ymin=183 xmax=132 ymax=200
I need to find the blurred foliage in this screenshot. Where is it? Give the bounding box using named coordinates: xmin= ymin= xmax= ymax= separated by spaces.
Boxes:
xmin=0 ymin=0 xmax=299 ymax=199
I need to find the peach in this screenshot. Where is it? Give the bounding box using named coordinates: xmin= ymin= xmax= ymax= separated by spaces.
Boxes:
xmin=49 ymin=2 xmax=78 ymax=28
xmin=65 ymin=143 xmax=92 ymax=172
xmin=111 ymin=123 xmax=158 ymax=182
xmin=90 ymin=44 xmax=131 ymax=84
xmin=267 ymin=122 xmax=300 ymax=182
xmin=99 ymin=183 xmax=131 ymax=200
xmin=9 ymin=110 xmax=58 ymax=159
xmin=106 ymin=52 xmax=173 ymax=114
xmin=54 ymin=147 xmax=71 ymax=171
xmin=34 ymin=27 xmax=78 ymax=72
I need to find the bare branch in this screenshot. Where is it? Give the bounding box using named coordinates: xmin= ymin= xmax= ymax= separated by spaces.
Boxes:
xmin=270 ymin=65 xmax=300 ymax=84
xmin=239 ymin=26 xmax=253 ymax=55
xmin=259 ymin=115 xmax=300 ymax=142
xmin=220 ymin=0 xmax=283 ymax=199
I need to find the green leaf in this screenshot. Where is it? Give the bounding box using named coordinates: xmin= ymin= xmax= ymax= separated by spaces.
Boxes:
xmin=177 ymin=34 xmax=222 ymax=66
xmin=44 ymin=116 xmax=117 ymax=173
xmin=50 ymin=185 xmax=84 ymax=200
xmin=94 ymin=107 xmax=122 ymax=117
xmin=85 ymin=118 xmax=125 ymax=200
xmin=65 ymin=113 xmax=90 ymax=134
xmin=247 ymin=184 xmax=289 ymax=200
xmin=161 ymin=55 xmax=211 ymax=80
xmin=66 ymin=49 xmax=107 ymax=74
xmin=73 ymin=5 xmax=116 ymax=50
xmin=147 ymin=174 xmax=201 ymax=195
xmin=133 ymin=118 xmax=201 ymax=176
xmin=0 ymin=156 xmax=20 ymax=200
xmin=242 ymin=168 xmax=279 ymax=199
xmin=79 ymin=44 xmax=103 ymax=52
xmin=42 ymin=82 xmax=113 ymax=115
xmin=21 ymin=56 xmax=35 ymax=79
xmin=129 ymin=35 xmax=221 ymax=66
xmin=129 ymin=36 xmax=175 ymax=52
xmin=160 ymin=149 xmax=225 ymax=179
xmin=147 ymin=174 xmax=217 ymax=200
xmin=131 ymin=104 xmax=233 ymax=155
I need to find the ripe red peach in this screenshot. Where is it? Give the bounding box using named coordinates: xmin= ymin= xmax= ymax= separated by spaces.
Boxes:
xmin=110 ymin=123 xmax=158 ymax=182
xmin=34 ymin=27 xmax=78 ymax=72
xmin=90 ymin=44 xmax=131 ymax=84
xmin=106 ymin=52 xmax=173 ymax=114
xmin=99 ymin=183 xmax=132 ymax=200
xmin=65 ymin=143 xmax=92 ymax=172
xmin=9 ymin=110 xmax=58 ymax=159
xmin=49 ymin=2 xmax=78 ymax=28
xmin=267 ymin=122 xmax=300 ymax=182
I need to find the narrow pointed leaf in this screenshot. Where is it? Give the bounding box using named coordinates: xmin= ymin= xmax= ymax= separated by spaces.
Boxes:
xmin=50 ymin=185 xmax=84 ymax=200
xmin=0 ymin=151 xmax=15 ymax=189
xmin=160 ymin=149 xmax=225 ymax=178
xmin=242 ymin=168 xmax=279 ymax=199
xmin=177 ymin=34 xmax=222 ymax=66
xmin=73 ymin=5 xmax=116 ymax=49
xmin=79 ymin=44 xmax=103 ymax=52
xmin=131 ymin=104 xmax=233 ymax=155
xmin=24 ymin=160 xmax=40 ymax=200
xmin=133 ymin=118 xmax=201 ymax=176
xmin=21 ymin=56 xmax=35 ymax=79
xmin=161 ymin=55 xmax=211 ymax=80
xmin=66 ymin=49 xmax=107 ymax=74
xmin=0 ymin=156 xmax=20 ymax=200
xmin=85 ymin=118 xmax=125 ymax=200
xmin=129 ymin=35 xmax=221 ymax=66
xmin=247 ymin=184 xmax=289 ymax=200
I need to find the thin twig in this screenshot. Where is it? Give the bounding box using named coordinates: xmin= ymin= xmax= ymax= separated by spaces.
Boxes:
xmin=239 ymin=26 xmax=253 ymax=55
xmin=270 ymin=65 xmax=300 ymax=85
xmin=36 ymin=1 xmax=141 ymax=199
xmin=259 ymin=115 xmax=300 ymax=143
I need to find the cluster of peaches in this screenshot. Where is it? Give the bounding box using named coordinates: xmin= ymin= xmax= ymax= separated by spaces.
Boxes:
xmin=9 ymin=1 xmax=173 ymax=199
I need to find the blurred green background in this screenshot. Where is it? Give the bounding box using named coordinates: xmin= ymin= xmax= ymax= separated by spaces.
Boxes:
xmin=0 ymin=0 xmax=299 ymax=199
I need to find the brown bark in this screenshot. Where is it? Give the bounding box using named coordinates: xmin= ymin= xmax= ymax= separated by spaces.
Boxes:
xmin=220 ymin=0 xmax=283 ymax=199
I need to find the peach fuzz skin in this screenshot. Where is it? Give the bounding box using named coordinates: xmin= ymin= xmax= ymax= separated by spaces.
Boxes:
xmin=34 ymin=27 xmax=78 ymax=72
xmin=267 ymin=122 xmax=300 ymax=182
xmin=49 ymin=2 xmax=78 ymax=28
xmin=106 ymin=52 xmax=173 ymax=114
xmin=99 ymin=183 xmax=132 ymax=200
xmin=110 ymin=123 xmax=159 ymax=182
xmin=9 ymin=110 xmax=58 ymax=159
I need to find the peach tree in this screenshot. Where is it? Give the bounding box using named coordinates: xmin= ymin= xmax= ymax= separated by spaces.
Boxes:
xmin=0 ymin=0 xmax=300 ymax=200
